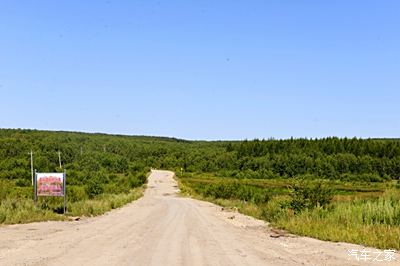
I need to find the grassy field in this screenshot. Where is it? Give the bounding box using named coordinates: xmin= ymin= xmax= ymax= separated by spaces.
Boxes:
xmin=178 ymin=173 xmax=400 ymax=250
xmin=0 ymin=176 xmax=146 ymax=224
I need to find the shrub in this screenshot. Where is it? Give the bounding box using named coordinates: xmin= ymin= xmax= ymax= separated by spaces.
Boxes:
xmin=104 ymin=182 xmax=130 ymax=194
xmin=86 ymin=174 xmax=104 ymax=199
xmin=67 ymin=186 xmax=88 ymax=202
xmin=0 ymin=179 xmax=12 ymax=200
xmin=128 ymin=173 xmax=147 ymax=188
xmin=290 ymin=180 xmax=333 ymax=213
xmin=8 ymin=187 xmax=32 ymax=199
xmin=251 ymin=190 xmax=270 ymax=204
xmin=15 ymin=178 xmax=31 ymax=187
xmin=261 ymin=195 xmax=291 ymax=222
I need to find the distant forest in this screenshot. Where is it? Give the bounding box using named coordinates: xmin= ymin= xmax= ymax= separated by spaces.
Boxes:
xmin=0 ymin=129 xmax=399 ymax=185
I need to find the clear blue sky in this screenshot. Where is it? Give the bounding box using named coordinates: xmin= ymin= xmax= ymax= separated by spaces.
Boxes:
xmin=0 ymin=1 xmax=399 ymax=140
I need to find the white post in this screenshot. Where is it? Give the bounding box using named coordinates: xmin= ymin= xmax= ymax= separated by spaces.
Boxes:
xmin=58 ymin=151 xmax=62 ymax=169
xmin=29 ymin=150 xmax=34 ymax=186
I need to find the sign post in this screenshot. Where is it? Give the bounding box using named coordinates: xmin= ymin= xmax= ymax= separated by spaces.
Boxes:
xmin=34 ymin=169 xmax=37 ymax=207
xmin=34 ymin=171 xmax=67 ymax=214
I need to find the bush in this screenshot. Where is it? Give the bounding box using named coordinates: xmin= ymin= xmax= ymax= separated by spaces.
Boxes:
xmin=86 ymin=174 xmax=104 ymax=199
xmin=15 ymin=178 xmax=31 ymax=187
xmin=251 ymin=190 xmax=270 ymax=204
xmin=0 ymin=179 xmax=12 ymax=200
xmin=67 ymin=186 xmax=88 ymax=202
xmin=261 ymin=195 xmax=291 ymax=222
xmin=290 ymin=180 xmax=333 ymax=213
xmin=128 ymin=173 xmax=147 ymax=188
xmin=8 ymin=187 xmax=32 ymax=199
xmin=104 ymin=182 xmax=129 ymax=194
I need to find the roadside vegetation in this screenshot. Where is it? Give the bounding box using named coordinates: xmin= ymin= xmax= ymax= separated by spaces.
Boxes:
xmin=0 ymin=178 xmax=144 ymax=224
xmin=0 ymin=129 xmax=399 ymax=249
xmin=0 ymin=129 xmax=152 ymax=224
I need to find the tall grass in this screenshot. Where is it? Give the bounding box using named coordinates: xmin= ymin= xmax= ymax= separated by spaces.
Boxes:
xmin=68 ymin=187 xmax=144 ymax=216
xmin=0 ymin=187 xmax=144 ymax=225
xmin=0 ymin=198 xmax=64 ymax=224
xmin=273 ymin=190 xmax=400 ymax=249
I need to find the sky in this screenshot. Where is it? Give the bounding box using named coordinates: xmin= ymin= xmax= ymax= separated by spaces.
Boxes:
xmin=0 ymin=1 xmax=399 ymax=140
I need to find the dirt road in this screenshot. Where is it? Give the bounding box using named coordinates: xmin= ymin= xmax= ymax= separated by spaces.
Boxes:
xmin=0 ymin=170 xmax=398 ymax=265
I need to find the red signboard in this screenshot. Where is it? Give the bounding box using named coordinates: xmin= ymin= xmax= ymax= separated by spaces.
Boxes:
xmin=36 ymin=173 xmax=64 ymax=196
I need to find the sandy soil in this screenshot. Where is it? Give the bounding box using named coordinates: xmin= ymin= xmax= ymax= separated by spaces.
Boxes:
xmin=0 ymin=170 xmax=398 ymax=266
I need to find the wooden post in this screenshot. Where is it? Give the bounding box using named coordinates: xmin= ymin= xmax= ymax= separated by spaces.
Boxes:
xmin=29 ymin=150 xmax=34 ymax=186
xmin=58 ymin=151 xmax=62 ymax=169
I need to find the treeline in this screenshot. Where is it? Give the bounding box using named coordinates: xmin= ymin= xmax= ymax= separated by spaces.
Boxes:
xmin=0 ymin=129 xmax=399 ymax=184
xmin=0 ymin=129 xmax=223 ymax=186
xmin=0 ymin=129 xmax=163 ymax=197
xmin=219 ymin=138 xmax=400 ymax=181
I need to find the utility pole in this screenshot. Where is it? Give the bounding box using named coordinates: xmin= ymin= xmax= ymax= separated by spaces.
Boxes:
xmin=80 ymin=146 xmax=83 ymax=156
xmin=58 ymin=151 xmax=62 ymax=169
xmin=29 ymin=150 xmax=34 ymax=186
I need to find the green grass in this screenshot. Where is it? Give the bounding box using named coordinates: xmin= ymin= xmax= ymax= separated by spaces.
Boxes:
xmin=178 ymin=173 xmax=400 ymax=250
xmin=68 ymin=186 xmax=144 ymax=217
xmin=0 ymin=198 xmax=65 ymax=224
xmin=273 ymin=190 xmax=400 ymax=249
xmin=0 ymin=186 xmax=144 ymax=225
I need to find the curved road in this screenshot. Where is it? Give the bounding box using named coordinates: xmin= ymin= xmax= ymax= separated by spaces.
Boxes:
xmin=0 ymin=170 xmax=397 ymax=265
